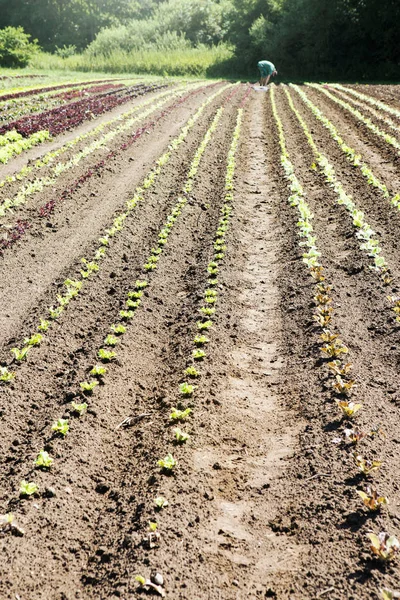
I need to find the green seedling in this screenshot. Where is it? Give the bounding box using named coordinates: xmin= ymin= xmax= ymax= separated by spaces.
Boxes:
xmin=200 ymin=307 xmax=215 ymax=316
xmin=354 ymin=454 xmax=382 ymax=476
xmin=98 ymin=348 xmax=116 ymax=361
xmin=205 ymin=289 xmax=217 ymax=297
xmin=321 ymin=341 xmax=349 ymax=358
xmin=333 ymin=375 xmax=356 ymax=395
xmin=11 ymin=347 xmax=30 ymax=361
xmin=336 ymin=400 xmax=362 ymax=418
xmin=135 ymin=575 xmax=146 ymax=586
xmin=197 ymin=320 xmax=212 ymax=330
xmin=135 ymin=280 xmax=148 ymax=289
xmin=380 ymin=588 xmax=400 ymax=600
xmin=367 ymin=532 xmax=400 ymax=561
xmin=357 ymin=486 xmax=388 ymax=512
xmin=154 ymin=497 xmax=169 ymax=509
xmin=158 ymin=453 xmax=176 ymax=471
xmin=148 ymin=521 xmax=158 ymax=532
xmin=194 ymin=335 xmax=209 ymax=346
xmin=327 ymin=360 xmax=353 ymax=376
xmin=104 ymin=334 xmax=119 ymax=346
xmin=128 ymin=290 xmax=143 ymax=299
xmin=126 ymin=299 xmax=140 ymax=309
xmin=110 ymin=324 xmax=126 ymax=335
xmin=80 ymin=380 xmax=99 ymax=393
xmin=208 ymin=278 xmax=219 ymax=286
xmin=38 ymin=319 xmax=50 ymax=332
xmin=144 ymin=262 xmax=157 ymax=271
xmin=20 ymin=480 xmax=38 ymax=496
xmin=119 ymin=310 xmax=134 ymax=320
xmin=179 ymin=382 xmax=195 ymax=396
xmin=170 ymin=407 xmax=192 ymax=421
xmin=71 ymin=401 xmax=88 ymax=416
xmin=90 ymin=364 xmax=107 ymax=377
xmin=193 ymin=349 xmax=206 ymax=360
xmin=215 ymin=252 xmax=224 ymax=260
xmin=49 ymin=306 xmax=63 ymax=320
xmin=174 ymin=428 xmax=189 ymax=443
xmin=35 ymin=450 xmax=53 ymax=469
xmin=184 ymin=366 xmax=200 ymax=378
xmin=205 ymin=296 xmax=217 ymax=305
xmin=0 ymin=367 xmax=15 ymax=382
xmin=52 ymin=418 xmax=69 ymax=436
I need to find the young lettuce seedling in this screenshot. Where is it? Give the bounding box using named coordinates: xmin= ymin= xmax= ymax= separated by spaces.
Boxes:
xmin=0 ymin=367 xmax=15 ymax=382
xmin=321 ymin=340 xmax=349 ymax=358
xmin=11 ymin=347 xmax=30 ymax=361
xmin=154 ymin=497 xmax=169 ymax=509
xmin=119 ymin=310 xmax=134 ymax=320
xmin=320 ymin=330 xmax=338 ymax=343
xmin=336 ymin=400 xmax=362 ymax=418
xmin=193 ymin=349 xmax=206 ymax=360
xmin=207 ymin=278 xmax=219 ymax=286
xmin=194 ymin=335 xmax=209 ymax=346
xmin=179 ymin=382 xmax=195 ymax=396
xmin=327 ymin=360 xmax=353 ymax=376
xmin=98 ymin=348 xmax=116 ymax=361
xmin=104 ymin=334 xmax=119 ymax=346
xmin=184 ymin=366 xmax=200 ymax=378
xmin=197 ymin=320 xmax=212 ymax=330
xmin=110 ymin=324 xmax=126 ymax=335
xmin=19 ymin=480 xmax=38 ymax=496
xmin=49 ymin=305 xmax=63 ymax=320
xmin=174 ymin=428 xmax=189 ymax=443
xmin=90 ymin=364 xmax=107 ymax=377
xmin=367 ymin=532 xmax=400 ymax=561
xmin=333 ymin=375 xmax=356 ymax=395
xmin=354 ymin=454 xmax=382 ymax=476
xmin=158 ymin=453 xmax=176 ymax=472
xmin=126 ymin=299 xmax=140 ymax=309
xmin=135 ymin=280 xmax=148 ymax=289
xmin=52 ymin=418 xmax=69 ymax=436
xmin=357 ymin=486 xmax=388 ymax=512
xmin=170 ymin=407 xmax=192 ymax=421
xmin=148 ymin=521 xmax=158 ymax=532
xmin=35 ymin=450 xmax=53 ymax=469
xmin=200 ymin=307 xmax=215 ymax=317
xmin=344 ymin=428 xmax=367 ymax=445
xmin=128 ymin=291 xmax=143 ymax=300
xmin=80 ymin=380 xmax=99 ymax=393
xmin=71 ymin=401 xmax=88 ymax=416
xmin=38 ymin=319 xmax=50 ymax=332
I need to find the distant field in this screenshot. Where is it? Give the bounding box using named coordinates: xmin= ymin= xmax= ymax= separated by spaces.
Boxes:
xmin=0 ymin=75 xmax=400 ymax=599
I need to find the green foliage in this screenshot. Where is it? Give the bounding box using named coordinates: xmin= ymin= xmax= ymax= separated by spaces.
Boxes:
xmin=154 ymin=496 xmax=169 ymax=509
xmin=19 ymin=480 xmax=38 ymax=496
xmin=170 ymin=407 xmax=192 ymax=421
xmin=35 ymin=450 xmax=53 ymax=469
xmin=174 ymin=427 xmax=189 ymax=443
xmin=71 ymin=401 xmax=88 ymax=416
xmin=52 ymin=418 xmax=69 ymax=436
xmin=158 ymin=453 xmax=177 ymax=471
xmin=0 ymin=27 xmax=39 ymax=67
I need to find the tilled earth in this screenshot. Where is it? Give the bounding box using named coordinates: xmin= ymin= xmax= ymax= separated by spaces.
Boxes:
xmin=0 ymin=81 xmax=400 ymax=599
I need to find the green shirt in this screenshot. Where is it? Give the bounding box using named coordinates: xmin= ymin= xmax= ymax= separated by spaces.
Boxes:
xmin=257 ymin=60 xmax=275 ymax=75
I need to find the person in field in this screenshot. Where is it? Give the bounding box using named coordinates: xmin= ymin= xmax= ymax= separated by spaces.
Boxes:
xmin=257 ymin=60 xmax=278 ymax=88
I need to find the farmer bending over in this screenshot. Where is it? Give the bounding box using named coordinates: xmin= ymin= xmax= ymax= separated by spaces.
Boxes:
xmin=257 ymin=60 xmax=278 ymax=87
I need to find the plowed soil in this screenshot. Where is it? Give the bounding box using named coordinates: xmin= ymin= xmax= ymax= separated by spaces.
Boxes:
xmin=1 ymin=81 xmax=400 ymax=600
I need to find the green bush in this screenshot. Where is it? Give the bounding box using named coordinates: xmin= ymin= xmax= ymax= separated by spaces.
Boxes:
xmin=0 ymin=26 xmax=39 ymax=67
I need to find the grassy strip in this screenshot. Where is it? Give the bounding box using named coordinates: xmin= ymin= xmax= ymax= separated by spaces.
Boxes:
xmin=0 ymin=85 xmax=195 ymax=218
xmin=290 ymin=85 xmax=400 ymax=208
xmin=0 ymin=83 xmax=233 ymax=382
xmin=271 ymin=85 xmax=394 ymax=572
xmin=307 ymin=83 xmax=400 ymax=155
xmin=8 ymin=94 xmax=229 ymax=514
xmin=329 ymin=84 xmax=400 ymax=122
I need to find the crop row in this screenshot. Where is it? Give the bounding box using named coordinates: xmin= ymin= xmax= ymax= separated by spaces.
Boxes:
xmin=307 ymin=84 xmax=400 ymax=156
xmin=271 ymin=86 xmax=399 ymax=580
xmin=0 ymin=84 xmax=191 ymax=218
xmin=290 ymin=85 xmax=396 ymax=207
xmin=0 ymin=83 xmax=233 ymax=383
xmin=0 ymin=90 xmax=232 ymax=542
xmin=330 ymin=84 xmax=400 ymax=122
xmin=0 ymin=84 xmax=194 ymax=192
xmin=0 ymin=83 xmax=218 ymax=252
xmin=0 ymin=129 xmax=51 ymax=164
xmin=283 ymin=87 xmax=400 ymax=325
xmin=326 ymin=86 xmax=400 ymax=138
xmin=0 ymin=78 xmax=122 ymax=103
xmin=134 ymin=104 xmax=245 ymax=594
xmin=0 ymin=83 xmax=124 ymax=125
xmin=0 ymin=82 xmax=166 ymax=139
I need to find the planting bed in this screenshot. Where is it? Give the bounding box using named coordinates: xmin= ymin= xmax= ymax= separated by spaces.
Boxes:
xmin=1 ymin=80 xmax=400 ymax=600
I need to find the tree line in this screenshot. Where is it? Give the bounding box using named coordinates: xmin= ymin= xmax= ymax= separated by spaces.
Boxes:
xmin=0 ymin=0 xmax=398 ymax=79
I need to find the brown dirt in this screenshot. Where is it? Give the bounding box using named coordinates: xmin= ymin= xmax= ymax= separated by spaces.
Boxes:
xmin=1 ymin=83 xmax=400 ymax=599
